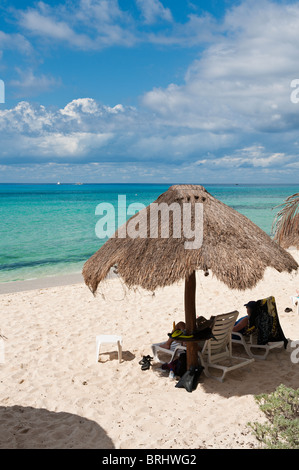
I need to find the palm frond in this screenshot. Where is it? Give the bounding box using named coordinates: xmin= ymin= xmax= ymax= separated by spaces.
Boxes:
xmin=272 ymin=193 xmax=299 ymax=248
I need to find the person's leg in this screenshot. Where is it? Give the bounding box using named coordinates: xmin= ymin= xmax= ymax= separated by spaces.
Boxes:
xmin=159 ymin=337 xmax=173 ymax=350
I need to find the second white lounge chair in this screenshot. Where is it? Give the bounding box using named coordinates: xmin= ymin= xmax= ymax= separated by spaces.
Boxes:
xmin=232 ymin=296 xmax=287 ymax=359
xmin=232 ymin=331 xmax=284 ymax=360
xmin=198 ymin=311 xmax=254 ymax=382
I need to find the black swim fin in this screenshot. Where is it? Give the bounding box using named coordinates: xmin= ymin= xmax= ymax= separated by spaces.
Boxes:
xmin=175 ymin=365 xmax=204 ymax=392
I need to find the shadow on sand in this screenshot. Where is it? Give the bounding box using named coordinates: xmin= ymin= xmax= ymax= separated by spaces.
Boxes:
xmin=0 ymin=405 xmax=115 ymax=449
xmin=198 ymin=345 xmax=299 ymax=397
xmin=98 ymin=350 xmax=135 ymax=363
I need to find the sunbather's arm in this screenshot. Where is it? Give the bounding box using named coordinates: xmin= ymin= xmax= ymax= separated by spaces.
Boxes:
xmin=232 ymin=316 xmax=248 ymax=332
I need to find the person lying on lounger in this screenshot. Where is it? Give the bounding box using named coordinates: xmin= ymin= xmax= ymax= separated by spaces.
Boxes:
xmin=232 ymin=301 xmax=256 ymax=338
xmin=159 ymin=316 xmax=215 ymax=350
xmin=159 ymin=321 xmax=186 ymax=350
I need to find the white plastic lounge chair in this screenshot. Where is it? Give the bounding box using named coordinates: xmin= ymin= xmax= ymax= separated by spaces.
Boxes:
xmin=95 ymin=335 xmax=122 ymax=363
xmin=232 ymin=331 xmax=284 ymax=360
xmin=151 ymin=341 xmax=186 ymax=363
xmin=198 ymin=311 xmax=254 ymax=382
xmin=232 ymin=296 xmax=287 ymax=360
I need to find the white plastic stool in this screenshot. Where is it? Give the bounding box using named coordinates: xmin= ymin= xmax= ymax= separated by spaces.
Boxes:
xmin=290 ymin=296 xmax=299 ymax=315
xmin=96 ymin=335 xmax=122 ymax=363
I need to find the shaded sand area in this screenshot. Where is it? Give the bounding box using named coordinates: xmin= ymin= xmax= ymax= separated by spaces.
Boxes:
xmin=1 ymin=250 xmax=299 ymax=449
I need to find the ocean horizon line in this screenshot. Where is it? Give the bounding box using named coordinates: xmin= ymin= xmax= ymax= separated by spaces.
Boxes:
xmin=1 ymin=182 xmax=299 ymax=186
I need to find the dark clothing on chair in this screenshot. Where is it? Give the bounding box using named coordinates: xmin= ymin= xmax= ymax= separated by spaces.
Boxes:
xmin=249 ymin=296 xmax=288 ymax=348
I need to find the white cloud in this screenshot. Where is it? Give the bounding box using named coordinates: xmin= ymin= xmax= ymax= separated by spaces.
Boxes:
xmin=142 ymin=0 xmax=299 ymax=137
xmin=146 ymin=12 xmax=219 ymax=46
xmin=136 ymin=0 xmax=173 ymax=24
xmin=0 ymin=101 xmax=53 ymax=133
xmin=9 ymin=68 xmax=60 ymax=97
xmin=193 ymin=146 xmax=295 ymax=170
xmin=1 ymin=0 xmax=299 ymax=184
xmin=33 ymin=131 xmax=113 ymax=157
xmin=19 ymin=7 xmax=94 ymax=49
xmin=18 ymin=0 xmax=137 ymax=49
xmin=104 ymin=104 xmax=125 ymax=114
xmin=0 ymin=31 xmax=33 ymax=56
xmin=0 ymin=99 xmax=134 ymax=161
xmin=14 ymin=0 xmax=221 ymax=49
xmin=60 ymin=98 xmax=100 ymax=118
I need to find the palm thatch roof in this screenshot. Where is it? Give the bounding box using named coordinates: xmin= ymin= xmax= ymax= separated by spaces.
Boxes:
xmin=83 ymin=184 xmax=298 ymax=293
xmin=273 ymin=192 xmax=299 ymax=250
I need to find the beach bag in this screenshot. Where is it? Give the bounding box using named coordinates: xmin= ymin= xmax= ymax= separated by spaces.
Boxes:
xmin=161 ymin=351 xmax=187 ymax=377
xmin=162 ymin=358 xmax=178 ymax=372
xmin=175 ymin=351 xmax=187 ymax=377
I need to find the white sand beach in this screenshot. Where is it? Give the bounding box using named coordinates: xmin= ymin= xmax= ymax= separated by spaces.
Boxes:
xmin=1 ymin=250 xmax=299 ymax=449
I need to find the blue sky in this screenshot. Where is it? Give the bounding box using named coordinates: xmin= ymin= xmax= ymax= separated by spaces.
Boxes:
xmin=1 ymin=0 xmax=299 ymax=183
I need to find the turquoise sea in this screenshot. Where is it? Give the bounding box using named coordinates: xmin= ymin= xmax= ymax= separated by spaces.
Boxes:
xmin=1 ymin=183 xmax=299 ymax=283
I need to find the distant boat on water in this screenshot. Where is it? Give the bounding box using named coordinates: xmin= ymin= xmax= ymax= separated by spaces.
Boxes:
xmin=75 ymin=182 xmax=83 ymax=185
xmin=57 ymin=182 xmax=61 ymax=185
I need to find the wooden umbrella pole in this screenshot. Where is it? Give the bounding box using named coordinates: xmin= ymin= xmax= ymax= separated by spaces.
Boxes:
xmin=184 ymin=270 xmax=198 ymax=369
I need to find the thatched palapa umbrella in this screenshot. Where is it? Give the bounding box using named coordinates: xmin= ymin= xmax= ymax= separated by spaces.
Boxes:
xmin=83 ymin=185 xmax=298 ymax=369
xmin=273 ymin=192 xmax=299 ymax=249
